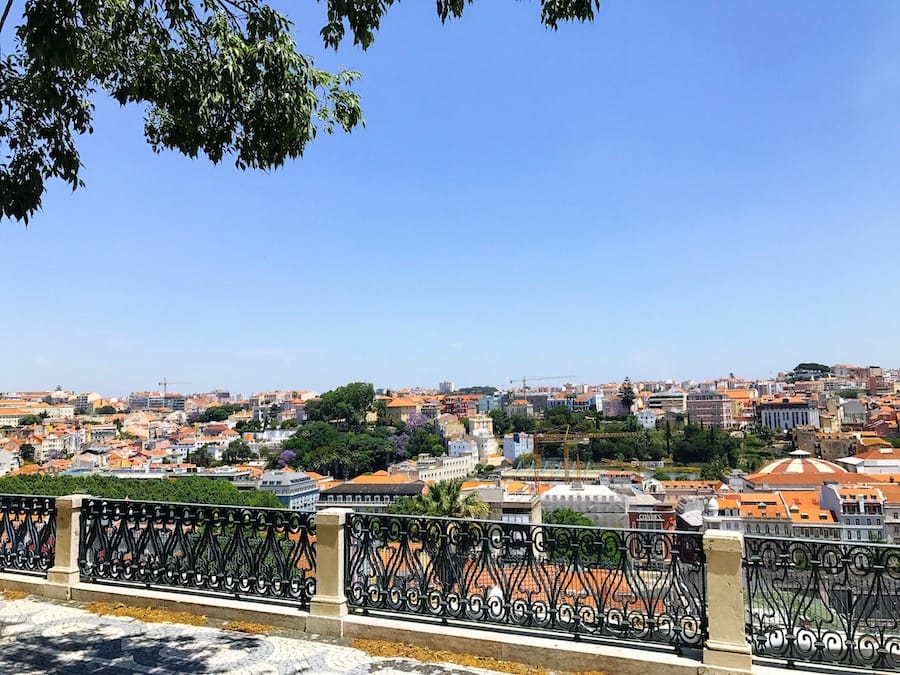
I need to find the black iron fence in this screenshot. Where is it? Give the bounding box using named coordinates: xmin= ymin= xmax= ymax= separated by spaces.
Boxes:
xmin=345 ymin=513 xmax=707 ymax=653
xmin=0 ymin=494 xmax=56 ymax=576
xmin=78 ymin=499 xmax=316 ymax=607
xmin=744 ymin=535 xmax=900 ymax=670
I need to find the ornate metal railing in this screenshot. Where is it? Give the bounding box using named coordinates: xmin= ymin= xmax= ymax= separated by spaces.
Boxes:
xmin=744 ymin=536 xmax=900 ymax=670
xmin=345 ymin=513 xmax=707 ymax=653
xmin=0 ymin=494 xmax=56 ymax=576
xmin=79 ymin=499 xmax=316 ymax=607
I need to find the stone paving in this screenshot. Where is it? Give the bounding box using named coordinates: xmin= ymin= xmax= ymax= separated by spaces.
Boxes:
xmin=0 ymin=597 xmax=515 ymax=675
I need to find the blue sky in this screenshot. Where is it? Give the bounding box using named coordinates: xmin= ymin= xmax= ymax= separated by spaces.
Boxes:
xmin=3 ymin=1 xmax=900 ymax=396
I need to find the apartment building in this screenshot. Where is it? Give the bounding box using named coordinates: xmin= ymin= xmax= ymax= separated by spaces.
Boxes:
xmin=686 ymin=392 xmax=734 ymax=428
xmin=758 ymin=397 xmax=820 ymax=431
xmin=820 ymin=483 xmax=885 ymax=542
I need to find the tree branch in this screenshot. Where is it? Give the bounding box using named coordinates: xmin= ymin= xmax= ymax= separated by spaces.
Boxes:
xmin=0 ymin=0 xmax=15 ymax=35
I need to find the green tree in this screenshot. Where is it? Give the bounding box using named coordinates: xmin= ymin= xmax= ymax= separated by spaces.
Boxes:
xmin=0 ymin=474 xmax=280 ymax=507
xmin=543 ymin=507 xmax=593 ymax=527
xmin=264 ymin=404 xmax=280 ymax=430
xmin=619 ymin=377 xmax=636 ymax=412
xmin=306 ymin=382 xmax=374 ymax=431
xmin=405 ymin=428 xmax=443 ymax=457
xmin=510 ymin=414 xmax=535 ymax=434
xmin=235 ymin=419 xmax=261 ymax=432
xmin=651 ymin=468 xmax=672 ymax=481
xmin=1 ymin=1 xmax=598 ymax=223
xmin=95 ymin=405 xmax=116 ymax=415
xmin=18 ymin=414 xmax=43 ymax=426
xmin=280 ymin=418 xmax=299 ymax=429
xmin=222 ymin=439 xmax=252 ymax=464
xmin=488 ymin=409 xmax=512 ymax=436
xmin=18 ymin=443 xmax=35 ymax=463
xmin=389 ymin=479 xmax=488 ymax=519
xmin=201 ymin=406 xmax=231 ymax=422
xmin=188 ymin=445 xmax=214 ymax=468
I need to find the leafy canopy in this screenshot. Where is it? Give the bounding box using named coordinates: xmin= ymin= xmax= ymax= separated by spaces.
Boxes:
xmin=1 ymin=0 xmax=599 ymax=223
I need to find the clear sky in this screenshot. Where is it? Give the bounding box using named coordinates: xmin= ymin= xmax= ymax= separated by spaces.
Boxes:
xmin=3 ymin=1 xmax=900 ymax=396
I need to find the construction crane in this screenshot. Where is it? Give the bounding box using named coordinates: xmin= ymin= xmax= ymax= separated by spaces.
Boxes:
xmin=158 ymin=378 xmax=190 ymax=402
xmin=536 ymin=431 xmax=641 ymax=485
xmin=509 ymin=375 xmax=576 ymax=395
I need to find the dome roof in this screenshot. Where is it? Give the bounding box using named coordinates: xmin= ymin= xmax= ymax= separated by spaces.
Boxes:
xmin=751 ymin=450 xmax=846 ymax=478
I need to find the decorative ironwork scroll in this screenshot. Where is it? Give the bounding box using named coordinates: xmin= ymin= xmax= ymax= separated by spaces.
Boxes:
xmin=0 ymin=494 xmax=56 ymax=575
xmin=345 ymin=513 xmax=706 ymax=652
xmin=744 ymin=536 xmax=900 ymax=669
xmin=79 ymin=499 xmax=316 ymax=607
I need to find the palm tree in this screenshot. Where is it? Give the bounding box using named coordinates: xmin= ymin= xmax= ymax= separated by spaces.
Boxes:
xmin=413 ymin=479 xmax=489 ymax=519
xmin=388 ymin=479 xmax=489 ymax=518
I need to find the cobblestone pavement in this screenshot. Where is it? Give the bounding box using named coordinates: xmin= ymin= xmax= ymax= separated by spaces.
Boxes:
xmin=0 ymin=597 xmax=513 ymax=675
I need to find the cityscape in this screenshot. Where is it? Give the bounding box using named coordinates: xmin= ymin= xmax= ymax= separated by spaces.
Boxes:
xmin=2 ymin=361 xmax=899 ymax=544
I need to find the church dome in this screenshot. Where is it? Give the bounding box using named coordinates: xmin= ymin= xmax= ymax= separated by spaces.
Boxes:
xmin=752 ymin=449 xmax=846 ymax=477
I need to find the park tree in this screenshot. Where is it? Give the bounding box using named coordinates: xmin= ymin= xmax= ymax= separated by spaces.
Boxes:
xmin=18 ymin=414 xmax=43 ymax=426
xmin=306 ymin=382 xmax=374 ymax=431
xmin=389 ymin=479 xmax=488 ymax=519
xmin=222 ymin=439 xmax=252 ymax=464
xmin=1 ymin=1 xmax=599 ymax=223
xmin=18 ymin=443 xmax=35 ymax=462
xmin=543 ymin=507 xmax=593 ymax=527
xmin=619 ymin=377 xmax=636 ymax=412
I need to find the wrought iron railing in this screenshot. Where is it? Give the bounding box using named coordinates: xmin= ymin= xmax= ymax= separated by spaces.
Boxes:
xmin=744 ymin=536 xmax=900 ymax=670
xmin=345 ymin=513 xmax=707 ymax=653
xmin=0 ymin=494 xmax=56 ymax=576
xmin=79 ymin=499 xmax=316 ymax=607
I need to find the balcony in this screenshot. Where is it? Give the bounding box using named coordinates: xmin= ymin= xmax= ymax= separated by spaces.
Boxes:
xmin=2 ymin=492 xmax=886 ymax=673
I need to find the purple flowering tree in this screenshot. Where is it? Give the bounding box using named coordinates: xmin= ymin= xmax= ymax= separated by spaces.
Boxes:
xmin=388 ymin=432 xmax=410 ymax=458
xmin=277 ymin=450 xmax=297 ymax=468
xmin=405 ymin=412 xmax=429 ymax=433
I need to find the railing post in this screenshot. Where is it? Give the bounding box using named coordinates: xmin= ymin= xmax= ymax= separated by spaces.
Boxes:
xmin=307 ymin=507 xmax=352 ymax=637
xmin=702 ymin=530 xmax=752 ymax=674
xmin=46 ymin=493 xmax=88 ymax=600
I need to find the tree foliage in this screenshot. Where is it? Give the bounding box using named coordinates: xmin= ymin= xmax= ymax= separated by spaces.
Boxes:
xmin=306 ymin=382 xmax=374 ymax=431
xmin=18 ymin=442 xmax=35 ymax=462
xmin=388 ymin=479 xmax=488 ymax=518
xmin=18 ymin=414 xmax=43 ymax=426
xmin=0 ymin=474 xmax=280 ymax=506
xmin=543 ymin=507 xmax=593 ymax=527
xmin=1 ymin=0 xmax=598 ymax=223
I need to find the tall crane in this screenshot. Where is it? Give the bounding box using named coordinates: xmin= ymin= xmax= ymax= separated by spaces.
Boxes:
xmin=158 ymin=378 xmax=190 ymax=403
xmin=536 ymin=431 xmax=642 ymax=485
xmin=509 ymin=375 xmax=576 ymax=395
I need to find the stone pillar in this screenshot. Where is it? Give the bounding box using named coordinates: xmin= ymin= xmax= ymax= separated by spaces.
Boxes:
xmin=702 ymin=529 xmax=753 ymax=674
xmin=46 ymin=494 xmax=89 ymax=599
xmin=307 ymin=507 xmax=352 ymax=636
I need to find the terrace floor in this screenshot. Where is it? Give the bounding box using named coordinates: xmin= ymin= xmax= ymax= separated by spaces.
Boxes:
xmin=0 ymin=595 xmax=529 ymax=675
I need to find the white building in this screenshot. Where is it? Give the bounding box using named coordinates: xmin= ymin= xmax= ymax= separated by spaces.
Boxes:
xmin=540 ymin=484 xmax=625 ymax=527
xmin=503 ymin=432 xmax=533 ymax=462
xmin=448 ymin=437 xmax=478 ymax=458
xmin=472 ymin=428 xmax=499 ymax=459
xmin=635 ymin=409 xmax=662 ymax=430
xmin=258 ymin=471 xmax=318 ymax=511
xmin=759 ymin=398 xmax=820 ymax=431
xmin=389 ymin=454 xmax=476 ymax=482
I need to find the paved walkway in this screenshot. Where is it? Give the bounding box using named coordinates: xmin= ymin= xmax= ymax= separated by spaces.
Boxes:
xmin=0 ymin=597 xmax=515 ymax=675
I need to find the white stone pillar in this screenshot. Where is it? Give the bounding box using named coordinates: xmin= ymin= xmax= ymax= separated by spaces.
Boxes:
xmin=307 ymin=507 xmax=352 ymax=636
xmin=46 ymin=494 xmax=89 ymax=599
xmin=702 ymin=529 xmax=752 ymax=673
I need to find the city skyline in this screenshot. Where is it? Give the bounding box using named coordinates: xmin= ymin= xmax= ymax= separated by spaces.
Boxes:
xmin=1 ymin=359 xmax=892 ymax=399
xmin=3 ymin=2 xmax=900 ymax=394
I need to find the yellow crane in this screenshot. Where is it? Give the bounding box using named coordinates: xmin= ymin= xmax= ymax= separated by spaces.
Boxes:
xmin=535 ymin=430 xmax=641 ymax=485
